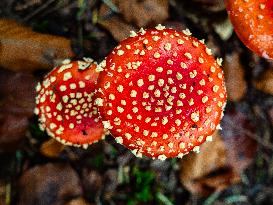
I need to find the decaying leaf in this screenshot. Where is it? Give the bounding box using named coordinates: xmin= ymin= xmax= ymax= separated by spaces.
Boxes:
xmin=40 ymin=138 xmax=65 ymax=158
xmin=18 ymin=163 xmax=82 ymax=205
xmin=98 ymin=0 xmax=169 ymax=41
xmin=180 ymin=108 xmax=257 ymax=196
xmin=221 ymin=108 xmax=258 ymax=171
xmin=180 ymin=132 xmax=239 ymax=196
xmin=223 ymin=52 xmax=247 ymax=101
xmin=115 ymin=0 xmax=169 ymax=27
xmin=0 ymin=70 xmax=38 ymax=151
xmin=253 ymin=67 xmax=273 ymax=95
xmin=99 ymin=16 xmax=137 ymax=42
xmin=0 ymin=19 xmax=74 ymax=71
xmin=65 ymin=198 xmax=93 ymax=205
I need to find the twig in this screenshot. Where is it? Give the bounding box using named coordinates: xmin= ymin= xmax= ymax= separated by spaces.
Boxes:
xmin=23 ymin=0 xmax=56 ymax=21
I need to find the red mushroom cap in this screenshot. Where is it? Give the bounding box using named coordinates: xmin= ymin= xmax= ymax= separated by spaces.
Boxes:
xmin=225 ymin=0 xmax=273 ymax=59
xmin=35 ymin=58 xmax=105 ymax=148
xmin=96 ymin=26 xmax=227 ymax=160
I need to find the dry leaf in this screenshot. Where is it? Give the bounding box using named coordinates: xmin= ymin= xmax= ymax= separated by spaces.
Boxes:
xmin=99 ymin=0 xmax=169 ymax=41
xmin=180 ymin=108 xmax=257 ymax=196
xmin=223 ymin=52 xmax=247 ymax=101
xmin=99 ymin=16 xmax=137 ymax=42
xmin=116 ymin=0 xmax=169 ymax=28
xmin=221 ymin=108 xmax=258 ymax=172
xmin=18 ymin=163 xmax=82 ymax=205
xmin=65 ymin=198 xmax=93 ymax=205
xmin=180 ymin=132 xmax=240 ymax=196
xmin=40 ymin=138 xmax=65 ymax=158
xmin=253 ymin=68 xmax=273 ymax=95
xmin=0 ymin=19 xmax=74 ymax=71
xmin=0 ymin=70 xmax=38 ymax=151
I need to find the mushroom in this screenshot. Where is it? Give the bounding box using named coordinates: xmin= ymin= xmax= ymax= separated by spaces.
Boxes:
xmin=96 ymin=25 xmax=227 ymax=160
xmin=225 ymin=0 xmax=273 ymax=59
xmin=35 ymin=58 xmax=105 ymax=148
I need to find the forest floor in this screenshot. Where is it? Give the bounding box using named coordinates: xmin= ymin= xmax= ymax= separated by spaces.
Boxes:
xmin=0 ymin=0 xmax=273 ymax=205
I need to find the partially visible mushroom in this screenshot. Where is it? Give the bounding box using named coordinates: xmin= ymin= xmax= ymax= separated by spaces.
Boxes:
xmin=225 ymin=0 xmax=273 ymax=59
xmin=96 ymin=25 xmax=227 ymax=160
xmin=35 ymin=59 xmax=105 ymax=148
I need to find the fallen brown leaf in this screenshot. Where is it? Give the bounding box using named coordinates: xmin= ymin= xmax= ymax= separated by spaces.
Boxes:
xmin=0 ymin=70 xmax=38 ymax=151
xmin=40 ymin=138 xmax=65 ymax=158
xmin=180 ymin=108 xmax=257 ymax=196
xmin=253 ymin=67 xmax=273 ymax=95
xmin=99 ymin=16 xmax=137 ymax=42
xmin=221 ymin=108 xmax=258 ymax=171
xmin=116 ymin=0 xmax=169 ymax=27
xmin=223 ymin=52 xmax=247 ymax=101
xmin=98 ymin=0 xmax=169 ymax=41
xmin=180 ymin=132 xmax=239 ymax=196
xmin=0 ymin=19 xmax=74 ymax=71
xmin=65 ymin=198 xmax=93 ymax=205
xmin=18 ymin=163 xmax=82 ymax=205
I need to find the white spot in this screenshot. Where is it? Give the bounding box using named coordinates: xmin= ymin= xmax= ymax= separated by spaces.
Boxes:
xmin=158 ymin=79 xmax=164 ymax=87
xmin=164 ymin=43 xmax=172 ymax=51
xmin=176 ymin=72 xmax=183 ymax=80
xmin=155 ymin=24 xmax=165 ymax=30
xmin=156 ymin=67 xmax=163 ymax=72
xmin=79 ymin=81 xmax=85 ymax=88
xmin=154 ymin=52 xmax=160 ymax=58
xmin=60 ymin=85 xmax=66 ymax=91
xmin=63 ymin=72 xmax=72 ymax=81
xmin=56 ymin=102 xmax=63 ymax=111
xmin=137 ymin=79 xmax=144 ymax=87
xmin=193 ymin=146 xmax=200 ymax=153
xmin=130 ymin=90 xmax=137 ymax=97
xmin=125 ymin=133 xmax=132 ymax=139
xmin=162 ymin=117 xmax=168 ymax=125
xmin=189 ymin=70 xmax=197 ymax=78
xmin=184 ymin=53 xmax=192 ymax=59
xmin=95 ymin=98 xmax=104 ymax=106
xmin=117 ymin=85 xmax=124 ymax=92
xmin=182 ymin=28 xmax=192 ymax=36
xmin=180 ymin=62 xmax=187 ymax=69
xmin=213 ymin=85 xmax=219 ymax=93
xmin=70 ymin=83 xmax=77 ymax=89
xmin=69 ymin=123 xmax=75 ymax=129
xmin=129 ymin=30 xmax=137 ymax=37
xmin=191 ymin=111 xmax=200 ymax=122
xmin=202 ymin=96 xmax=208 ymax=103
xmin=117 ymin=106 xmax=124 ymax=113
xmin=158 ymin=155 xmax=167 ymax=161
xmin=148 ymin=75 xmax=155 ymax=81
xmin=115 ymin=137 xmax=123 ymax=144
xmin=154 ymin=89 xmax=161 ymax=97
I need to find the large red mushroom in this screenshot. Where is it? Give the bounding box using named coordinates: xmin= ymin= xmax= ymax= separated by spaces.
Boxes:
xmin=96 ymin=25 xmax=227 ymax=160
xmin=225 ymin=0 xmax=273 ymax=59
xmin=35 ymin=58 xmax=105 ymax=148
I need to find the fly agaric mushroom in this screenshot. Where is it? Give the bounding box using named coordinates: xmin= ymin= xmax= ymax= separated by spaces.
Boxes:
xmin=96 ymin=25 xmax=227 ymax=160
xmin=225 ymin=0 xmax=273 ymax=59
xmin=35 ymin=58 xmax=105 ymax=148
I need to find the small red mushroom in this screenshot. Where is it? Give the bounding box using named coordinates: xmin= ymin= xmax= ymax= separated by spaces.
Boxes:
xmin=96 ymin=25 xmax=227 ymax=160
xmin=35 ymin=58 xmax=105 ymax=148
xmin=225 ymin=0 xmax=273 ymax=59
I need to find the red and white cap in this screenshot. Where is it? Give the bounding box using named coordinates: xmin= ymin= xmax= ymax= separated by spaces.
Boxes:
xmin=35 ymin=58 xmax=105 ymax=148
xmin=96 ymin=25 xmax=227 ymax=160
